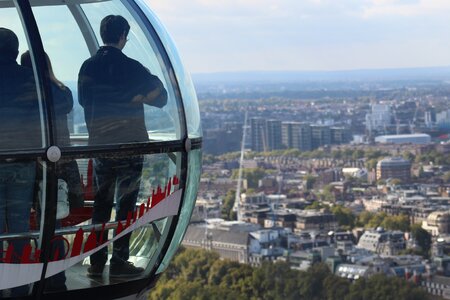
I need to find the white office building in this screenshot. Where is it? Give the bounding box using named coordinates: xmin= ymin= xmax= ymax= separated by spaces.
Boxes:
xmin=365 ymin=104 xmax=392 ymax=133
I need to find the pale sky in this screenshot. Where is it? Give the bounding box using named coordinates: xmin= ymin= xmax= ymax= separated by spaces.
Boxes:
xmin=148 ymin=0 xmax=450 ymax=73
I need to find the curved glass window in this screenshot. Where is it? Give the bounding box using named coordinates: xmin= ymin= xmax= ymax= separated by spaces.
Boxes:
xmin=41 ymin=152 xmax=180 ymax=293
xmin=31 ymin=0 xmax=182 ymax=147
xmin=0 ymin=0 xmax=201 ymax=298
xmin=157 ymin=149 xmax=202 ymax=273
xmin=27 ymin=5 xmax=90 ymax=146
xmin=136 ymin=0 xmax=202 ymax=139
xmin=0 ymin=4 xmax=47 ymax=297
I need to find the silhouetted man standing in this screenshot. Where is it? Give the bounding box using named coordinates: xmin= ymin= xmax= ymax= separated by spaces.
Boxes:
xmin=78 ymin=15 xmax=167 ymax=278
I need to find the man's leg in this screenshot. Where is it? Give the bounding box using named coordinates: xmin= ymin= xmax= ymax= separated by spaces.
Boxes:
xmin=0 ymin=181 xmax=6 ymax=263
xmin=89 ymin=158 xmax=116 ymax=274
xmin=45 ymin=222 xmax=67 ymax=291
xmin=58 ymin=159 xmax=84 ymax=209
xmin=6 ymin=162 xmax=35 ymax=297
xmin=0 ymin=166 xmax=8 ymax=298
xmin=7 ymin=162 xmax=34 ymax=259
xmin=110 ymin=157 xmax=144 ymax=276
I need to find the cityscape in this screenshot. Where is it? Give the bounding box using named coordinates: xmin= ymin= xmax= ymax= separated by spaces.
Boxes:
xmin=175 ymin=70 xmax=450 ymax=299
xmin=3 ymin=0 xmax=450 ymax=299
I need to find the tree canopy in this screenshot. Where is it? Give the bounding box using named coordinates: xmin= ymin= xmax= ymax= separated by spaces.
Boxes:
xmin=415 ymin=150 xmax=450 ymax=165
xmin=410 ymin=224 xmax=432 ymax=257
xmin=232 ymin=168 xmax=268 ymax=189
xmin=330 ymin=205 xmax=355 ymax=230
xmin=149 ymin=248 xmax=430 ymax=300
xmin=221 ymin=189 xmax=237 ymax=221
xmin=355 ymin=211 xmax=410 ymax=232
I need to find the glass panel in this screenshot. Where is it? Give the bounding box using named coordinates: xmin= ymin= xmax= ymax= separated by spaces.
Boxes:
xmin=0 ymin=158 xmax=46 ymax=297
xmin=32 ymin=0 xmax=182 ymax=146
xmin=30 ymin=4 xmax=92 ymax=144
xmin=0 ymin=3 xmax=47 ymax=297
xmin=31 ymin=0 xmax=182 ymax=147
xmin=135 ymin=0 xmax=202 ymax=139
xmin=80 ymin=0 xmax=181 ymax=143
xmin=42 ymin=152 xmax=180 ymax=293
xmin=157 ymin=149 xmax=202 ymax=273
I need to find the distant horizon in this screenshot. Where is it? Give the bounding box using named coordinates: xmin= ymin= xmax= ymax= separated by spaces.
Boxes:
xmin=191 ymin=65 xmax=450 ymax=84
xmin=193 ymin=65 xmax=450 ymax=75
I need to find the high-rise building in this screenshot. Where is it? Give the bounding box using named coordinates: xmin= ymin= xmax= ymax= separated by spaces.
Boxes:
xmin=365 ymin=104 xmax=392 ymax=134
xmin=266 ymin=119 xmax=282 ymax=151
xmin=203 ymin=122 xmax=243 ymax=155
xmin=311 ymin=125 xmax=331 ymax=149
xmin=376 ymin=157 xmax=411 ymax=182
xmin=330 ymin=127 xmax=351 ymax=145
xmin=436 ymin=109 xmax=450 ymax=130
xmin=251 ymin=117 xmax=266 ymax=152
xmin=281 ymin=122 xmax=293 ymax=148
xmin=425 ymin=108 xmax=436 ymax=128
xmin=282 ymin=122 xmax=312 ymax=151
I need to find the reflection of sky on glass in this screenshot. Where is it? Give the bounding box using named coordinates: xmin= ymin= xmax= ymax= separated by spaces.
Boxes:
xmin=0 ymin=8 xmax=30 ymax=61
xmin=1 ymin=2 xmax=169 ymax=82
xmin=32 ymin=6 xmax=90 ymax=82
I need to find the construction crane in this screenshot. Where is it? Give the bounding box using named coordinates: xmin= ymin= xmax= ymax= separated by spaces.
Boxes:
xmin=393 ymin=108 xmax=400 ymax=135
xmin=272 ymin=159 xmax=283 ymax=228
xmin=234 ymin=111 xmax=248 ymax=222
xmin=410 ymin=103 xmax=419 ymax=134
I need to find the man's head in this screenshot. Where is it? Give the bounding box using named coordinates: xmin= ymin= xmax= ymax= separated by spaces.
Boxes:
xmin=100 ymin=15 xmax=130 ymax=47
xmin=0 ymin=28 xmax=19 ymax=59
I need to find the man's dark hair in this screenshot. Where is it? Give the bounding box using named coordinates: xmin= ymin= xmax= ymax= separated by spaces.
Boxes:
xmin=0 ymin=27 xmax=19 ymax=59
xmin=100 ymin=15 xmax=130 ymax=44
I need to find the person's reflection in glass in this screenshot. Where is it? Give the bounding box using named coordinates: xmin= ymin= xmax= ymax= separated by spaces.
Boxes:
xmin=78 ymin=15 xmax=167 ymax=278
xmin=21 ymin=51 xmax=84 ymax=292
xmin=0 ymin=28 xmax=40 ymax=297
xmin=21 ymin=51 xmax=84 ymax=210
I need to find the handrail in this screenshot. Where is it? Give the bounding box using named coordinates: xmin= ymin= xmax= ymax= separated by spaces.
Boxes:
xmin=0 ymin=221 xmax=118 ymax=241
xmin=0 ymin=217 xmax=163 ymax=241
xmin=0 ymin=200 xmax=157 ymax=241
xmin=68 ymin=131 xmax=179 ymax=145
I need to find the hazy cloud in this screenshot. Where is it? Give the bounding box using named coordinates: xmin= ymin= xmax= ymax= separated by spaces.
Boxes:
xmin=362 ymin=0 xmax=450 ymax=17
xmin=147 ymin=0 xmax=450 ymax=73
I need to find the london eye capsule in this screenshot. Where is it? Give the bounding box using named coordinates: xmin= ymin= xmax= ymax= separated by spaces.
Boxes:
xmin=0 ymin=0 xmax=201 ymax=298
